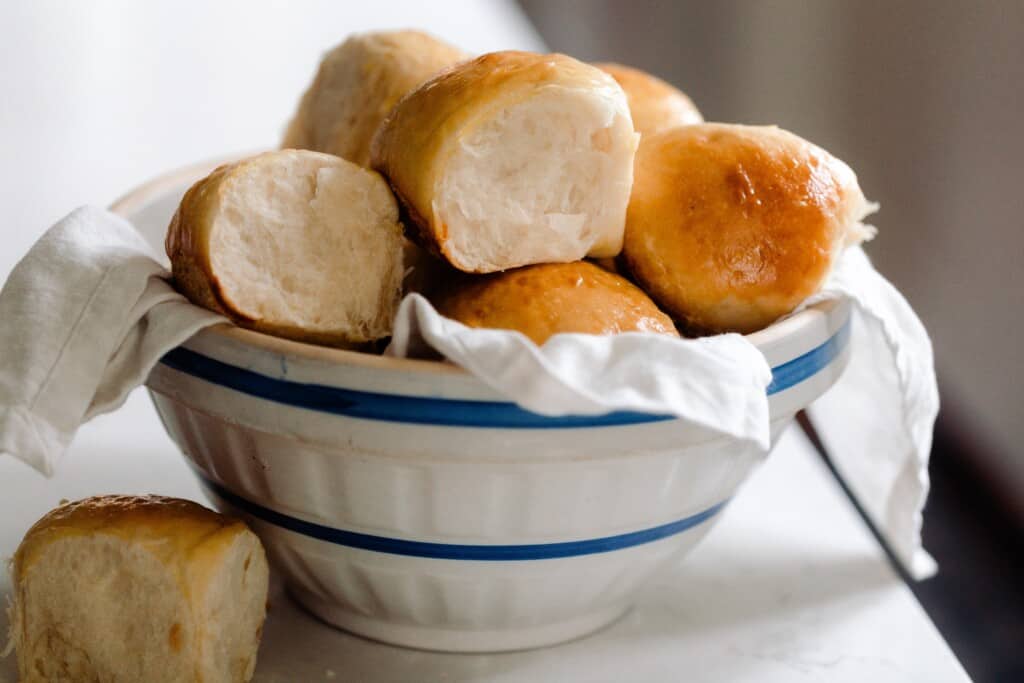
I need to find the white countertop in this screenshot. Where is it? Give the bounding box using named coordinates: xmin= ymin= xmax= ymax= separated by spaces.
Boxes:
xmin=0 ymin=392 xmax=967 ymax=682
xmin=0 ymin=2 xmax=968 ymax=681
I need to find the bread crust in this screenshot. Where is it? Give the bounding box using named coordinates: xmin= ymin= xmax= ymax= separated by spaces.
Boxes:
xmin=11 ymin=495 xmax=268 ymax=683
xmin=371 ymin=51 xmax=635 ymax=272
xmin=282 ymin=30 xmax=467 ymax=167
xmin=595 ymin=63 xmax=702 ymax=135
xmin=166 ymin=161 xmax=237 ymax=320
xmin=622 ymin=123 xmax=873 ymax=334
xmin=434 ymin=261 xmax=678 ymax=345
xmin=166 ymin=149 xmax=403 ymax=347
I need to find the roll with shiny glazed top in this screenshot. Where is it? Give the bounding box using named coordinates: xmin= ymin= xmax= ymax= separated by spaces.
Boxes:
xmin=434 ymin=261 xmax=678 ymax=345
xmin=623 ymin=123 xmax=876 ymax=334
xmin=371 ymin=51 xmax=639 ymax=273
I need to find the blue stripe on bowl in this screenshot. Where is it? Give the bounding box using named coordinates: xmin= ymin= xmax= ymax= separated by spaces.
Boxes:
xmin=159 ymin=318 xmax=850 ymax=428
xmin=199 ymin=475 xmax=728 ymax=561
xmin=160 ymin=348 xmax=674 ymax=428
xmin=766 ymin=317 xmax=851 ymax=395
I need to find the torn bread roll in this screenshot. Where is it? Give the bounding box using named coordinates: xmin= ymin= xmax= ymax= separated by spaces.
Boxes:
xmin=623 ymin=123 xmax=877 ymax=335
xmin=371 ymin=51 xmax=639 ymax=273
xmin=596 ymin=63 xmax=703 ymax=135
xmin=282 ymin=30 xmax=467 ymax=167
xmin=167 ymin=149 xmax=404 ymax=346
xmin=434 ymin=261 xmax=678 ymax=345
xmin=9 ymin=496 xmax=269 ymax=683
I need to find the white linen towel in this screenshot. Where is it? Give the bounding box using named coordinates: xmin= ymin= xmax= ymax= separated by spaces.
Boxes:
xmin=0 ymin=207 xmax=224 ymax=475
xmin=0 ymin=206 xmax=938 ymax=578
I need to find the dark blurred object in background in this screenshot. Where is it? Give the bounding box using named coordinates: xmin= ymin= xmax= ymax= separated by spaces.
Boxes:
xmin=519 ymin=1 xmax=1024 ymax=680
xmin=918 ymin=408 xmax=1024 ymax=682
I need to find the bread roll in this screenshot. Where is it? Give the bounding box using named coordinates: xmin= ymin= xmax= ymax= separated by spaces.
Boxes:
xmin=434 ymin=261 xmax=678 ymax=345
xmin=623 ymin=123 xmax=876 ymax=334
xmin=282 ymin=30 xmax=467 ymax=167
xmin=596 ymin=63 xmax=702 ymax=135
xmin=9 ymin=496 xmax=269 ymax=683
xmin=167 ymin=149 xmax=404 ymax=346
xmin=371 ymin=51 xmax=639 ymax=273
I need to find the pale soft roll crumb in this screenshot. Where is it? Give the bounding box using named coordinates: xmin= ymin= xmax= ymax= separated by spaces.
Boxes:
xmin=436 ymin=85 xmax=636 ymax=271
xmin=166 ymin=149 xmax=405 ymax=346
xmin=372 ymin=51 xmax=639 ymax=274
xmin=623 ymin=123 xmax=876 ymax=334
xmin=8 ymin=495 xmax=269 ymax=683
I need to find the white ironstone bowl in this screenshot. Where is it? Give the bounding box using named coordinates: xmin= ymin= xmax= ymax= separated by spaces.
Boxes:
xmin=114 ymin=162 xmax=851 ymax=653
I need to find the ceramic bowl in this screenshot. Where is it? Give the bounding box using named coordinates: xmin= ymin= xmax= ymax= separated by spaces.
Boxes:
xmin=114 ymin=162 xmax=852 ymax=653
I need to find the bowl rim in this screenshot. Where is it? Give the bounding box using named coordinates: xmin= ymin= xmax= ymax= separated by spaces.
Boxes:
xmin=111 ymin=158 xmax=842 ymax=377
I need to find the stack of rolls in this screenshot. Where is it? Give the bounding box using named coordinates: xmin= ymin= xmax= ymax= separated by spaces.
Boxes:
xmin=167 ymin=29 xmax=877 ymax=347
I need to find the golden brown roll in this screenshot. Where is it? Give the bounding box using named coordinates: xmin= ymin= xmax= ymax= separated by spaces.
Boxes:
xmin=167 ymin=149 xmax=405 ymax=346
xmin=623 ymin=123 xmax=876 ymax=334
xmin=596 ymin=63 xmax=702 ymax=135
xmin=10 ymin=495 xmax=269 ymax=683
xmin=282 ymin=30 xmax=467 ymax=167
xmin=371 ymin=51 xmax=639 ymax=273
xmin=434 ymin=261 xmax=678 ymax=345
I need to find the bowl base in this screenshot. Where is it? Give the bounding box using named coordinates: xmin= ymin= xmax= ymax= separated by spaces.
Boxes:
xmin=288 ymin=585 xmax=629 ymax=653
